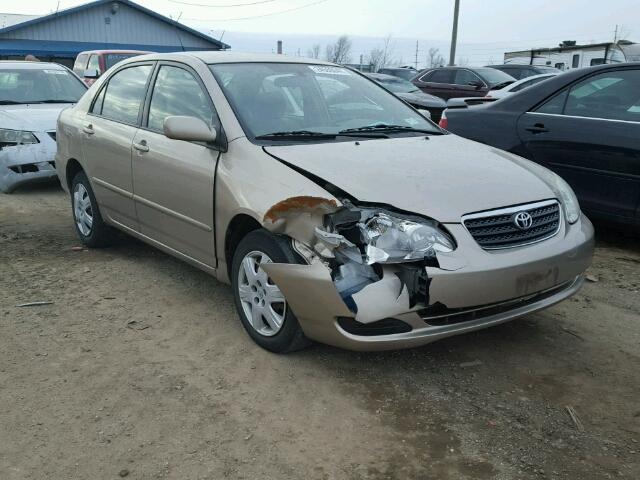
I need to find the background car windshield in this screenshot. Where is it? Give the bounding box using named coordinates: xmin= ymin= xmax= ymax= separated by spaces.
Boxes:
xmin=474 ymin=67 xmax=515 ymax=85
xmin=105 ymin=54 xmax=140 ymax=70
xmin=209 ymin=63 xmax=438 ymax=138
xmin=0 ymin=68 xmax=86 ymax=103
xmin=379 ymin=77 xmax=419 ymax=93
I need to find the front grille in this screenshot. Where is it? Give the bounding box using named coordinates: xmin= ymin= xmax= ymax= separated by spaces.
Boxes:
xmin=463 ymin=200 xmax=560 ymax=250
xmin=47 ymin=131 xmax=56 ymax=141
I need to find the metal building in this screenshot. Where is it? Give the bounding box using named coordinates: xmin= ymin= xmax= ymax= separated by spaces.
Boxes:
xmin=0 ymin=0 xmax=229 ymax=67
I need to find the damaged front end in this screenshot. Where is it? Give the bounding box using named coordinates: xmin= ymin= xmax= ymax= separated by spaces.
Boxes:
xmin=0 ymin=129 xmax=58 ymax=193
xmin=261 ymin=196 xmax=457 ymax=339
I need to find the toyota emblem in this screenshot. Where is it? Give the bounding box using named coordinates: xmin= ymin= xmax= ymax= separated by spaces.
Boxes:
xmin=513 ymin=211 xmax=533 ymax=230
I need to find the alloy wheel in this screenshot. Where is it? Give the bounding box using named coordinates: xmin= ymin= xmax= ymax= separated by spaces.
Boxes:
xmin=237 ymin=250 xmax=287 ymax=337
xmin=73 ymin=183 xmax=93 ymax=237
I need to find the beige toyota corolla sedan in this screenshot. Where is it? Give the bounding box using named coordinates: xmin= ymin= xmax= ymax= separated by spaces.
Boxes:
xmin=55 ymin=52 xmax=594 ymax=353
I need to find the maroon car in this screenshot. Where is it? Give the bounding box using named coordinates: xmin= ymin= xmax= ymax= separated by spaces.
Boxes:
xmin=412 ymin=66 xmax=515 ymax=100
xmin=72 ymin=50 xmax=152 ymax=86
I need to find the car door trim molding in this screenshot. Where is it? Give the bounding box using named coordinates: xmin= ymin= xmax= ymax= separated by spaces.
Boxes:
xmin=527 ymin=111 xmax=640 ymax=125
xmin=92 ymin=176 xmax=133 ymax=199
xmin=133 ymin=193 xmax=213 ymax=232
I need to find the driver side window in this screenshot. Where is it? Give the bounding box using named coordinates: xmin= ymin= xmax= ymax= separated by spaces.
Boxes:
xmin=147 ymin=65 xmax=215 ymax=132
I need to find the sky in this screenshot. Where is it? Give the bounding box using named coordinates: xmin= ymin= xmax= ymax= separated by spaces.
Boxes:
xmin=6 ymin=0 xmax=640 ymax=67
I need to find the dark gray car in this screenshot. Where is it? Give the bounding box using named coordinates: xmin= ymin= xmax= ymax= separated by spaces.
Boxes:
xmin=366 ymin=73 xmax=447 ymax=122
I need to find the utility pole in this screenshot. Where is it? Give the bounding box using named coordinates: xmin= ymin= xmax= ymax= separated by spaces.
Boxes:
xmin=448 ymin=0 xmax=460 ymax=66
xmin=614 ymin=24 xmax=618 ymax=43
xmin=414 ymin=40 xmax=419 ymax=69
xmin=277 ymin=40 xmax=283 ymax=54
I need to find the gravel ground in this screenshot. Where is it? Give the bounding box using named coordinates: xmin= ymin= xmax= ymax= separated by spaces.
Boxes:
xmin=1 ymin=183 xmax=639 ymax=480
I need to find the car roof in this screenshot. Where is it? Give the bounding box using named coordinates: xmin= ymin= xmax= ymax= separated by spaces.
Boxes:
xmin=158 ymin=51 xmax=337 ymax=65
xmin=77 ymin=50 xmax=153 ymax=55
xmin=0 ymin=61 xmax=66 ymax=70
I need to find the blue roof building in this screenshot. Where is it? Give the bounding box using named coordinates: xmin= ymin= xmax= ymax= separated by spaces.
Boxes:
xmin=0 ymin=0 xmax=229 ymax=67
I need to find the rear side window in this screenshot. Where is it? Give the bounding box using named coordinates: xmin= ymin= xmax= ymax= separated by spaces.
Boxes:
xmin=564 ymin=70 xmax=640 ymax=121
xmin=535 ymin=69 xmax=640 ymax=121
xmin=98 ymin=65 xmax=153 ymax=124
xmin=147 ymin=65 xmax=214 ymax=132
xmin=535 ymin=89 xmax=569 ymax=115
xmin=426 ymin=69 xmax=454 ymax=83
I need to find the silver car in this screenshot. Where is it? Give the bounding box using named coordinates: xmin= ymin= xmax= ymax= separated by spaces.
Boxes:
xmin=0 ymin=61 xmax=86 ymax=193
xmin=55 ymin=52 xmax=594 ymax=352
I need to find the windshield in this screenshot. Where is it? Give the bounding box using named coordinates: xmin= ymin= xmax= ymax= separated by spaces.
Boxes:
xmin=376 ymin=76 xmax=419 ymax=93
xmin=209 ymin=63 xmax=439 ymax=140
xmin=474 ymin=67 xmax=516 ymax=86
xmin=105 ymin=53 xmax=142 ymax=70
xmin=0 ymin=67 xmax=86 ymax=104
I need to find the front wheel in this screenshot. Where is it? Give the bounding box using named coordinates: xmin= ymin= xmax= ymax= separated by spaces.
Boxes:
xmin=231 ymin=230 xmax=311 ymax=353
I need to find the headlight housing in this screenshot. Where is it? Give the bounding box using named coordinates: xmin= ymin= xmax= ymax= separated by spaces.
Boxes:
xmin=510 ymin=156 xmax=581 ymax=224
xmin=0 ymin=128 xmax=39 ymax=148
xmin=361 ymin=212 xmax=454 ymax=264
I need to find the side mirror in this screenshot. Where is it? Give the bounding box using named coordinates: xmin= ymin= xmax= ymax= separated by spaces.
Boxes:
xmin=83 ymin=69 xmax=99 ymax=79
xmin=417 ymin=108 xmax=432 ymax=120
xmin=163 ymin=115 xmax=217 ymax=143
xmin=468 ymin=80 xmax=484 ymax=89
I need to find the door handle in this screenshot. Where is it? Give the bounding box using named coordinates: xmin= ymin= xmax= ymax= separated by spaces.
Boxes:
xmin=133 ymin=140 xmax=149 ymax=153
xmin=525 ymin=123 xmax=549 ymax=134
xmin=82 ymin=124 xmax=94 ymax=135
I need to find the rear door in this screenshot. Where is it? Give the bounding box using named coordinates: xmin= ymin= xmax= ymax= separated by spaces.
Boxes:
xmin=413 ymin=69 xmax=456 ymax=99
xmin=132 ymin=62 xmax=220 ymax=266
xmin=82 ymin=62 xmax=154 ymax=230
xmin=517 ymin=68 xmax=640 ymax=222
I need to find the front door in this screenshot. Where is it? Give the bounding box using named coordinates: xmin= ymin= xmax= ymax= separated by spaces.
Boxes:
xmin=82 ymin=63 xmax=154 ymax=230
xmin=517 ymin=68 xmax=640 ymax=222
xmin=132 ymin=63 xmax=220 ymax=267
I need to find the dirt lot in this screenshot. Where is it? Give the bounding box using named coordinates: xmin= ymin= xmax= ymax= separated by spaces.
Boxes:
xmin=1 ymin=183 xmax=639 ymax=480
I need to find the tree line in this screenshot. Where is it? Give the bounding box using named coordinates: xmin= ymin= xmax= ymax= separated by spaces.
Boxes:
xmin=305 ymin=35 xmax=447 ymax=71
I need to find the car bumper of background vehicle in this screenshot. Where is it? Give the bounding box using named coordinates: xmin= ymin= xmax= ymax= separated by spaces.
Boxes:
xmin=0 ymin=133 xmax=58 ymax=193
xmin=263 ymin=214 xmax=594 ymax=351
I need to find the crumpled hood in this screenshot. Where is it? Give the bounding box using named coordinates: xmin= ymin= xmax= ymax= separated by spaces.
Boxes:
xmin=0 ymin=104 xmax=70 ymax=132
xmin=265 ymin=134 xmax=556 ymax=223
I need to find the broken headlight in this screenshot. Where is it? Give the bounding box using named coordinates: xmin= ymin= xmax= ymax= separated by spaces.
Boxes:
xmin=361 ymin=213 xmax=454 ymax=264
xmin=0 ymin=128 xmax=39 ymax=148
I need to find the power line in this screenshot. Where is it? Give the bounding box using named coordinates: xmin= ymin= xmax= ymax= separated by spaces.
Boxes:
xmin=167 ymin=0 xmax=276 ymax=7
xmin=182 ymin=0 xmax=329 ymax=21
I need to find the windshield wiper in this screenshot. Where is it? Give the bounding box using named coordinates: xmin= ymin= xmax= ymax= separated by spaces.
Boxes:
xmin=255 ymin=130 xmax=336 ymax=140
xmin=339 ymin=124 xmax=439 ymax=135
xmin=0 ymin=100 xmax=24 ymax=105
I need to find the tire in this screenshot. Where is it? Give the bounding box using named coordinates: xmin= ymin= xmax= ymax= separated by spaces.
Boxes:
xmin=231 ymin=229 xmax=312 ymax=353
xmin=71 ymin=171 xmax=115 ymax=248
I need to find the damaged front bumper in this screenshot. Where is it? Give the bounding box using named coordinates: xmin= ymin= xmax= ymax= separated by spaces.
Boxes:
xmin=0 ymin=131 xmax=58 ymax=193
xmin=262 ymin=214 xmax=594 ymax=351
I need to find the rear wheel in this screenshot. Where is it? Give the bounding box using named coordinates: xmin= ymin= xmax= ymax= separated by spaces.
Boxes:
xmin=71 ymin=171 xmax=115 ymax=247
xmin=231 ymin=230 xmax=311 ymax=353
